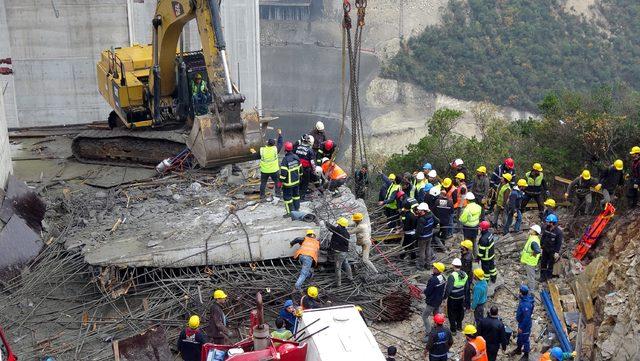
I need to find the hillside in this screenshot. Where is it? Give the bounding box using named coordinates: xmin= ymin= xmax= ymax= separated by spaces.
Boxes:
xmin=384 ymin=0 xmax=640 ymax=111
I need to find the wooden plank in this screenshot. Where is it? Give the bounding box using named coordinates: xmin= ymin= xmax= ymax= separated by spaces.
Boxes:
xmin=580 ymin=322 xmax=595 ymax=360
xmin=548 ymin=282 xmax=568 ymax=334
xmin=572 ymin=279 xmax=595 ymax=321
xmin=372 ymin=233 xmax=402 ymax=243
xmin=560 ymin=295 xmax=578 ymax=311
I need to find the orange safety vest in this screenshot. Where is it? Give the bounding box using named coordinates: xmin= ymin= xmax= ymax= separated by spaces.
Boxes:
xmin=293 ymin=236 xmax=320 ymax=265
xmin=445 ymin=185 xmax=457 ymax=202
xmin=454 ymin=183 xmax=468 ymax=209
xmin=322 ymin=161 xmax=347 ymax=180
xmin=462 ymin=336 xmax=488 ymax=361
xmin=538 ymin=352 xmax=552 ymax=361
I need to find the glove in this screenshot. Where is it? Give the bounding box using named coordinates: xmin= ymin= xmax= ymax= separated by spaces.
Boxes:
xmin=594 ymin=183 xmax=602 ymax=192
xmin=554 ymin=252 xmax=560 ymax=261
xmin=564 ymin=192 xmax=569 ymax=199
xmin=289 ymin=241 xmax=295 ymax=247
xmin=249 ymin=148 xmax=256 ymax=154
xmin=572 ymin=351 xmax=577 ymax=358
xmin=634 ymin=184 xmax=639 ymax=189
xmin=378 ymin=201 xmax=384 ymax=206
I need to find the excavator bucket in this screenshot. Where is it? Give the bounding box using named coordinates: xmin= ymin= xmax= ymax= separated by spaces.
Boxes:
xmin=187 ymin=109 xmax=265 ymax=168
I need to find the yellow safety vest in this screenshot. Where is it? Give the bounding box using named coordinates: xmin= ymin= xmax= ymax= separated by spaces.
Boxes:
xmin=385 ymin=183 xmax=401 ymax=210
xmin=411 ymin=180 xmax=428 ymax=198
xmin=449 ymin=271 xmax=468 ymax=299
xmin=496 ymin=184 xmax=511 ymax=207
xmin=526 ymin=171 xmax=544 ymax=186
xmin=259 ymin=146 xmax=279 ymax=174
xmin=520 ymin=235 xmax=541 ymax=266
xmin=460 ymin=202 xmax=482 ymax=227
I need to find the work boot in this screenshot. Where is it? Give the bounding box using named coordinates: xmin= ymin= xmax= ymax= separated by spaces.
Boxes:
xmin=508 ymin=348 xmax=522 ymax=356
xmin=520 ymin=352 xmax=529 ymax=361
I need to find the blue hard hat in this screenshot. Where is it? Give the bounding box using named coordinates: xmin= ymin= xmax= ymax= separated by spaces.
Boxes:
xmin=423 ymin=162 xmax=432 ymax=170
xmin=284 ymin=299 xmax=294 ymax=308
xmin=550 ymin=347 xmax=564 ymax=360
xmin=545 ymin=214 xmax=558 ymax=223
xmin=520 ymin=284 xmax=529 ymax=294
xmin=424 ymin=183 xmax=434 ymax=191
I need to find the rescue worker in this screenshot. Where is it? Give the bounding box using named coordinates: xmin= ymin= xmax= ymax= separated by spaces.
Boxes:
xmin=412 ymin=172 xmax=429 ymax=202
xmin=492 ymin=173 xmax=512 ymax=229
xmin=271 ymin=317 xmax=293 ymax=345
xmin=280 ymin=141 xmax=301 ymax=216
xmin=434 ymin=188 xmax=454 ymax=240
xmin=460 ymin=240 xmax=474 ymax=309
xmin=294 ymin=134 xmax=315 ymax=201
xmin=422 ymin=262 xmax=447 ymax=338
xmin=354 ymin=163 xmax=369 ymax=199
xmin=387 ymin=346 xmax=398 ymax=361
xmin=511 ymin=285 xmax=534 ymax=361
xmin=539 ymin=347 xmax=576 ymax=361
xmin=520 ymin=225 xmax=542 ymax=290
xmin=477 ymin=221 xmax=497 ymax=283
xmin=191 ymin=73 xmax=210 ymax=115
xmin=320 ymin=158 xmax=347 ymax=192
xmin=444 ymin=258 xmax=468 ymax=334
xmin=565 ymin=170 xmax=602 ymax=216
xmin=379 ymin=173 xmax=403 ymax=227
xmin=453 ymin=173 xmax=468 ymax=232
xmin=349 ymin=212 xmax=378 ymax=274
xmin=477 ymin=306 xmax=508 ymax=361
xmin=472 ymin=166 xmax=490 ymax=207
xmin=542 ymin=199 xmax=557 ymax=220
xmin=254 ymin=129 xmax=283 ymax=199
xmin=325 ymin=217 xmax=353 ymax=287
xmin=177 ymin=315 xmax=206 ymax=361
xmin=539 ymin=214 xmax=563 ymax=282
xmin=461 ymin=324 xmax=489 ymax=361
xmin=290 ymin=229 xmax=320 ymax=290
xmin=278 ymin=299 xmax=298 ymax=333
xmin=442 ymin=177 xmax=458 ymax=234
xmin=315 ymin=139 xmax=335 ymax=166
xmin=490 ymin=157 xmax=516 ymax=189
xmin=310 ymin=121 xmax=326 ymax=151
xmin=424 ymin=313 xmax=454 ymax=361
xmin=206 ymin=290 xmax=233 ymax=344
xmin=598 ymin=159 xmax=624 ymax=206
xmin=521 ymin=163 xmax=549 ymax=220
xmin=415 ymin=203 xmax=439 ymax=269
xmin=400 ymin=201 xmax=418 ymax=259
xmin=629 ymin=146 xmax=640 ymax=208
xmin=460 ymin=192 xmax=482 ymax=248
xmin=300 ymin=286 xmax=322 ymax=310
xmin=428 ymin=170 xmax=440 ymax=188
xmin=450 ymin=158 xmax=469 ymax=181
xmin=504 ymin=179 xmax=526 ymax=234
xmin=471 ymin=268 xmax=487 ymax=324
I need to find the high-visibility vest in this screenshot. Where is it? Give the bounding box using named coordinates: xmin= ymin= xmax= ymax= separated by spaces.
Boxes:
xmin=454 ymin=183 xmax=468 ymax=208
xmin=321 ymin=161 xmax=347 ymax=180
xmin=478 ymin=235 xmax=495 ymax=261
xmin=463 ymin=336 xmax=488 ymax=361
xmin=496 ymin=184 xmax=511 ymax=207
xmin=384 ymin=183 xmax=401 ymax=210
xmin=449 ymin=271 xmax=468 ymax=300
xmin=520 ymin=235 xmax=541 ymax=266
xmin=445 ymin=185 xmax=457 ymax=202
xmin=539 ymin=352 xmax=552 ymax=361
xmin=259 ymin=146 xmax=279 ymax=174
xmin=412 ymin=180 xmax=428 ymax=198
xmin=280 ymin=157 xmax=301 ymax=187
xmin=293 ymin=237 xmax=320 ymax=265
xmin=192 ymin=80 xmax=207 ymax=95
xmin=526 ymin=171 xmax=544 ymax=186
xmin=460 ymin=202 xmax=482 ymax=227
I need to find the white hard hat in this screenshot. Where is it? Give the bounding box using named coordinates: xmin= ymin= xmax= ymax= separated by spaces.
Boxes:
xmin=316 ymin=121 xmax=325 ymax=131
xmin=452 ymin=258 xmax=462 ymax=267
xmin=321 ymin=157 xmax=330 ymax=164
xmin=315 ymin=166 xmax=323 ymax=176
xmin=453 ymin=158 xmax=464 ymax=166
xmin=417 ymin=202 xmax=429 ymax=211
xmin=531 ymin=224 xmax=542 ymax=235
xmin=465 ymin=192 xmax=475 ymax=200
xmin=428 ymin=170 xmax=437 ymax=178
xmin=429 ymin=187 xmax=440 ymax=197
xmin=306 ymin=135 xmax=314 ymax=145
xmin=416 ymin=172 xmax=425 ymax=180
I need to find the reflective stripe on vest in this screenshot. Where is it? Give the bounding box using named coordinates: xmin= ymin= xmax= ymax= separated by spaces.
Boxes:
xmin=520 ymin=235 xmax=541 ymax=266
xmin=460 ymin=203 xmax=482 ymax=227
xmin=412 ymin=180 xmax=427 ymax=198
xmin=467 ymin=336 xmax=488 ymax=361
xmin=445 ymin=186 xmax=457 ymax=202
xmin=497 ymin=184 xmax=511 ymax=205
xmin=294 ymin=237 xmax=320 ymax=264
xmin=526 ymin=171 xmax=544 ymax=186
xmin=454 ymin=184 xmax=468 ymax=208
xmin=450 ymin=271 xmax=468 ymax=299
xmin=192 ymin=80 xmax=206 ymax=94
xmin=322 ymin=161 xmax=347 ymax=180
xmin=280 ymin=162 xmax=301 ymax=187
xmin=478 ymin=236 xmax=494 ymax=261
xmin=385 ymin=183 xmax=401 ymax=210
xmin=260 ymin=146 xmax=279 ymax=174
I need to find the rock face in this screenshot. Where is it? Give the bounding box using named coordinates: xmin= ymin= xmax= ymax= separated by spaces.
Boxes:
xmin=593 ymin=209 xmax=640 ymax=360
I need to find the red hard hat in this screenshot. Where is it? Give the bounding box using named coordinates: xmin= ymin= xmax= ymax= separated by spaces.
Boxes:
xmin=505 ymin=157 xmax=514 ymax=169
xmin=396 ymin=189 xmax=405 ymax=198
xmin=277 ymin=343 xmax=297 ymax=354
xmin=325 ymin=139 xmax=334 ymax=151
xmin=479 ymin=220 xmax=490 ymax=231
xmin=284 ymin=141 xmax=293 ymax=152
xmin=433 ymin=313 xmax=446 ymax=325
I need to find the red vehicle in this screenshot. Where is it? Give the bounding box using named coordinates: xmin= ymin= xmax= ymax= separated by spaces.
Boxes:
xmin=0 ymin=325 xmax=17 ymax=361
xmin=201 ymin=293 xmax=307 ymax=361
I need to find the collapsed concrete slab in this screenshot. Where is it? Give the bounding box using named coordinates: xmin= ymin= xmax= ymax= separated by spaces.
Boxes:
xmin=66 ymin=182 xmax=367 ymax=268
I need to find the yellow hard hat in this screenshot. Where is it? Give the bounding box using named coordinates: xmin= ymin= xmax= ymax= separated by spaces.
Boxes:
xmin=337 ymin=217 xmax=349 ymax=227
xmin=388 ymin=173 xmax=396 ymax=181
xmin=355 ymin=305 xmax=363 ymax=312
xmin=476 ymin=166 xmax=487 ymax=174
xmin=460 ymin=240 xmax=473 ymax=250
xmin=195 ymin=73 xmax=202 ymax=79
xmin=188 ymin=315 xmax=200 ymax=329
xmin=630 ymin=146 xmax=640 ymax=155
xmin=307 ymin=286 xmax=318 ymax=298
xmin=502 ymin=173 xmax=513 ymax=182
xmin=517 ymin=179 xmax=527 ymax=188
xmin=462 ymin=324 xmax=478 ymax=335
xmin=432 ymin=262 xmax=445 ymax=273
xmin=473 ymin=268 xmax=485 ymax=280
xmin=306 ymin=229 xmax=315 ymax=236
xmin=455 ymin=172 xmax=466 ymax=180
xmin=532 ymin=163 xmax=543 ymax=172
xmin=352 ymin=213 xmax=363 ymax=221
xmin=544 ymin=199 xmax=556 ymax=207
xmin=442 ymin=178 xmax=452 ymax=188
xmin=581 ymin=170 xmax=591 ymax=180
xmin=213 ymin=289 xmax=227 ymax=299
xmin=613 ymin=159 xmax=624 ymax=171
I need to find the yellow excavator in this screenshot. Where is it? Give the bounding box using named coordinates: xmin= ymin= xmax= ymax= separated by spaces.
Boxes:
xmin=72 ymin=0 xmax=264 ymax=168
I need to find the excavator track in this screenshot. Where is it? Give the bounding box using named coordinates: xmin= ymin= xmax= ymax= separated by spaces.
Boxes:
xmin=71 ymin=128 xmax=188 ymax=168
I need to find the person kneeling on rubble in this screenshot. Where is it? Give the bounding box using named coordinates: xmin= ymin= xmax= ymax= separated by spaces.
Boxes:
xmin=539 ymin=347 xmax=576 ymax=361
xmin=300 ymin=286 xmax=324 ymax=310
xmin=177 ymin=315 xmax=206 ymax=361
xmin=318 ymin=158 xmax=348 ymax=193
xmin=206 ymin=290 xmax=234 ymax=345
xmin=290 ymin=229 xmax=320 ymax=291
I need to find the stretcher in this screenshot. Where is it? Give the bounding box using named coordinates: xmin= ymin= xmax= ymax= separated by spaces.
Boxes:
xmin=573 ymin=203 xmax=615 ymax=260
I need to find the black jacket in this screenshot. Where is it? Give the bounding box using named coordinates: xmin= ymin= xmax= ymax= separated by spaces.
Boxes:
xmin=424 ymin=273 xmax=447 ymax=308
xmin=433 ymin=196 xmax=453 ymax=224
xmin=477 ymin=230 xmax=495 ymax=261
xmin=326 ymin=223 xmax=350 ymax=252
xmin=177 ymin=328 xmax=206 ymax=361
xmin=416 ymin=213 xmax=439 ymax=239
xmin=401 ymin=209 xmax=417 ymax=232
xmin=477 ymin=315 xmax=508 ymax=352
xmin=541 ymin=225 xmax=563 ymax=254
xmin=599 ymin=166 xmax=624 ymax=192
xmin=425 ymin=325 xmax=453 ymax=357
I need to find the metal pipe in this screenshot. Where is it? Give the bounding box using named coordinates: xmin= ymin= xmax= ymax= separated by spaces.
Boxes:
xmin=220 ymin=50 xmax=233 ymax=94
xmin=208 ymin=0 xmax=233 ymax=94
xmin=151 ymin=16 xmax=162 ymax=123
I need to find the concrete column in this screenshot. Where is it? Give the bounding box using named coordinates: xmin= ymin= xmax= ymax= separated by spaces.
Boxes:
xmin=0 ymin=87 xmax=13 ymax=188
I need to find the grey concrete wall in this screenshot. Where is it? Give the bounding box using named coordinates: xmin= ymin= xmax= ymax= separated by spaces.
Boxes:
xmin=0 ymin=84 xmax=14 ymax=187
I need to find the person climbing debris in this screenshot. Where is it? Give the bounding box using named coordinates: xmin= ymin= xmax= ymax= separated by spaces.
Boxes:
xmin=565 ymin=170 xmax=601 ymax=216
xmin=290 ymin=229 xmax=320 ymax=290
xmin=325 ymin=217 xmax=353 ymax=287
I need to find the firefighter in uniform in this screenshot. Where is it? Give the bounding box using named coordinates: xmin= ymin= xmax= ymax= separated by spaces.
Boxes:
xmin=444 ymin=258 xmax=468 ymax=334
xmin=294 ymin=135 xmax=315 ymax=201
xmin=280 ymin=142 xmax=301 ymax=216
xmin=476 ymin=221 xmax=497 ymax=283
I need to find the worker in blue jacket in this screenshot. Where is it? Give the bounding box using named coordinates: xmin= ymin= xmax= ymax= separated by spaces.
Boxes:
xmin=510 ymin=285 xmax=535 ymax=360
xmin=278 ymin=299 xmax=298 ymax=333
